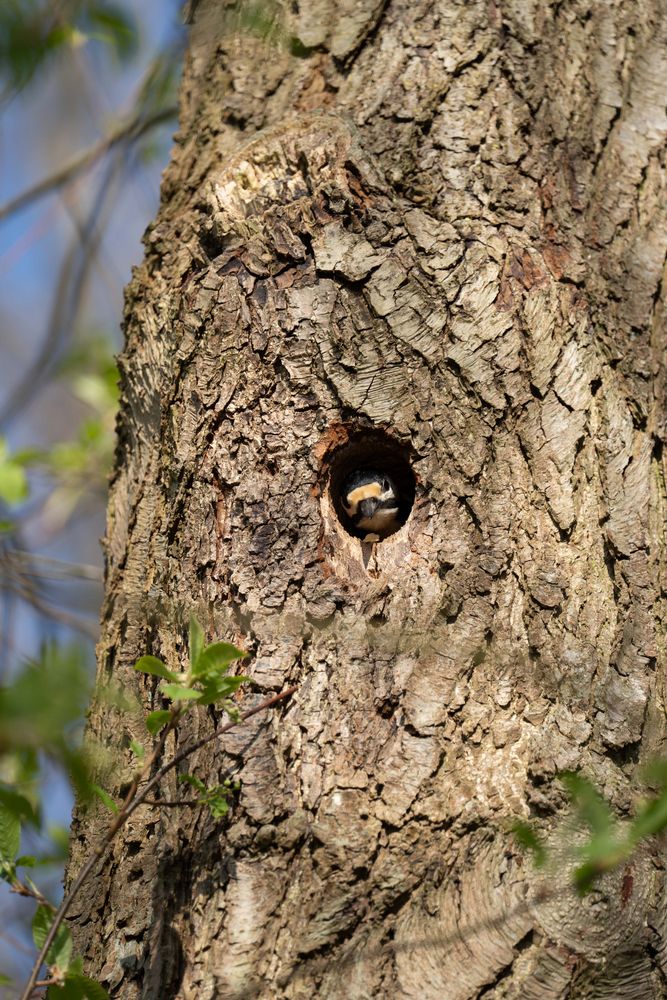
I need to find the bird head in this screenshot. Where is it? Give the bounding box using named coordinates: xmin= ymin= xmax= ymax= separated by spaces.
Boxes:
xmin=342 ymin=470 xmax=400 ymax=538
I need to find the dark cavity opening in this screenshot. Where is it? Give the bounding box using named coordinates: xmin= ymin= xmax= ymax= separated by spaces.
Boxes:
xmin=324 ymin=429 xmax=416 ymax=540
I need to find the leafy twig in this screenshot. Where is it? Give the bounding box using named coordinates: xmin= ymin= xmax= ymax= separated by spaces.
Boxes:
xmin=18 ymin=685 xmax=297 ymax=1000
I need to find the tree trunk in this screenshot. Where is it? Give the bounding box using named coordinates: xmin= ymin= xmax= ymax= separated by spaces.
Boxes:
xmin=67 ymin=1 xmax=667 ymax=997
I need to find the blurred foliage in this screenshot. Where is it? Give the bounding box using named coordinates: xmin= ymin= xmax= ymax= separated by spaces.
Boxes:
xmin=0 ymin=643 xmax=96 ymax=993
xmin=0 ymin=644 xmax=91 ymax=765
xmin=514 ymin=768 xmax=667 ymax=894
xmin=0 ymin=338 xmax=118 ymax=542
xmin=0 ymin=622 xmax=249 ymax=996
xmin=0 ymin=437 xmax=28 ymax=508
xmin=43 ymin=339 xmax=119 ymax=534
xmin=0 ymin=0 xmax=184 ymax=991
xmin=0 ymin=0 xmax=138 ymax=95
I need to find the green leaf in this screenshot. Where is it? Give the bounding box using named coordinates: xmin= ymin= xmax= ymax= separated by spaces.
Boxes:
xmin=572 ymin=847 xmax=628 ymax=895
xmin=66 ymin=746 xmax=97 ymax=804
xmin=511 ymin=820 xmax=547 ymax=868
xmin=71 ymin=374 xmax=116 ymax=413
xmin=0 ymin=462 xmax=27 ymax=503
xmin=207 ymin=794 xmax=231 ymax=819
xmin=176 ymin=775 xmax=237 ymax=819
xmin=641 ymin=758 xmax=667 ymax=788
xmin=33 ymin=905 xmax=73 ymax=971
xmin=0 ymin=6 xmax=80 ymax=91
xmin=572 ymin=859 xmax=600 ymax=895
xmin=192 ymin=642 xmax=246 ymax=678
xmin=145 ymin=710 xmax=171 ymax=735
xmin=48 ymin=824 xmax=71 ymax=859
xmin=133 ymin=656 xmax=177 ymax=681
xmin=71 ymin=975 xmax=110 ymax=1000
xmin=0 ymin=973 xmax=12 ymax=985
xmin=629 ymin=789 xmax=667 ymax=844
xmin=91 ymin=784 xmax=119 ymax=815
xmin=204 ymin=784 xmax=235 ymax=819
xmin=561 ymin=772 xmax=614 ymax=836
xmin=0 ymin=785 xmax=39 ymax=827
xmin=15 ymin=854 xmax=36 ymax=867
xmin=195 ymin=675 xmax=252 ymax=706
xmin=87 ymin=4 xmax=138 ymax=61
xmin=0 ymin=803 xmax=20 ymax=861
xmin=221 ymin=702 xmax=241 ymax=723
xmin=48 ymin=972 xmax=110 ymax=999
xmin=32 ymin=904 xmax=52 ymax=950
xmin=189 ymin=616 xmax=204 ymax=671
xmin=0 ymin=861 xmax=15 ymax=884
xmin=129 ymin=739 xmax=145 ymax=760
xmin=178 ymin=773 xmax=206 ymax=793
xmin=0 ymin=439 xmax=28 ymax=505
xmin=161 ymin=683 xmax=201 ymax=701
xmin=13 ymin=446 xmax=46 ymax=466
xmin=0 ymin=645 xmax=92 ymax=757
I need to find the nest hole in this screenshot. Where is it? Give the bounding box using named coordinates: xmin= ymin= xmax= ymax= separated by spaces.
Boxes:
xmin=324 ymin=429 xmax=416 ymax=540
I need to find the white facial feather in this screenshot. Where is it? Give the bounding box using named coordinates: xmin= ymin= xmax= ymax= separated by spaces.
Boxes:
xmin=357 ymin=506 xmax=399 ymax=531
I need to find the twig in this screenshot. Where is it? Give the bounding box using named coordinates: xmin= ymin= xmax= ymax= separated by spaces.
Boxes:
xmin=0 ymin=107 xmax=175 ymax=224
xmin=4 ymin=576 xmax=99 ymax=638
xmin=30 ymin=980 xmax=58 ymax=998
xmin=7 ymin=551 xmax=103 ymax=582
xmin=0 ymin=150 xmax=122 ymax=428
xmin=142 ymin=798 xmax=200 ymax=807
xmin=18 ymin=685 xmax=297 ymax=1000
xmin=9 ymin=881 xmax=53 ymax=909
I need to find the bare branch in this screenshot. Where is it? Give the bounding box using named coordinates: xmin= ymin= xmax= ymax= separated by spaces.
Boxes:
xmin=6 ymin=576 xmax=99 ymax=638
xmin=0 ymin=150 xmax=125 ymax=427
xmin=142 ymin=798 xmax=201 ymax=807
xmin=0 ymin=107 xmax=176 ymax=225
xmin=7 ymin=551 xmax=103 ymax=582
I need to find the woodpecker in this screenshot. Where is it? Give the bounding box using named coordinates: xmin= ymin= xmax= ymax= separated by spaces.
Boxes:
xmin=342 ymin=470 xmax=401 ymax=541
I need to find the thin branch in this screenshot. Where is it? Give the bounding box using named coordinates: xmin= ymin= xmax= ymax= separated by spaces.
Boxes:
xmin=0 ymin=61 xmax=176 ymax=429
xmin=9 ymin=880 xmax=52 ymax=909
xmin=143 ymin=798 xmax=201 ymax=807
xmin=0 ymin=107 xmax=175 ymax=225
xmin=29 ymin=980 xmax=58 ymax=999
xmin=0 ymin=576 xmax=16 ymax=679
xmin=5 ymin=577 xmax=99 ymax=638
xmin=0 ymin=150 xmax=122 ymax=428
xmin=18 ymin=685 xmax=298 ymax=1000
xmin=7 ymin=551 xmax=103 ymax=582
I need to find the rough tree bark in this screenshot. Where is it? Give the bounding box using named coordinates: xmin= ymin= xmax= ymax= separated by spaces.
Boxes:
xmin=66 ymin=1 xmax=667 ymax=997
